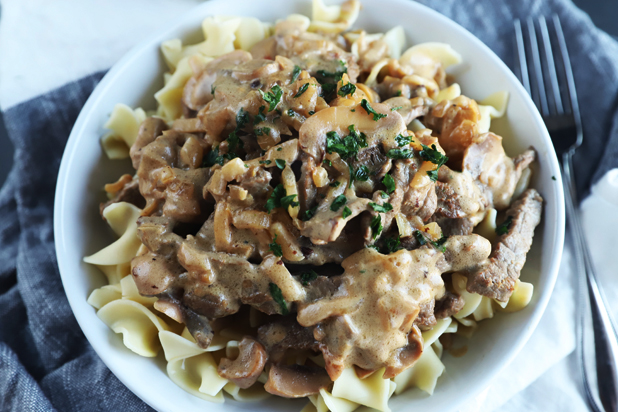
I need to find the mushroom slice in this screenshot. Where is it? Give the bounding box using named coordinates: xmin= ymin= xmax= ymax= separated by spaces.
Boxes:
xmin=217 ymin=336 xmax=268 ymax=389
xmin=264 ymin=363 xmax=332 ymax=398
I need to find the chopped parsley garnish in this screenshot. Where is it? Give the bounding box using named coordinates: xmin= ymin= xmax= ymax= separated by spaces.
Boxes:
xmin=254 ymin=106 xmax=267 ymax=124
xmin=496 ymin=216 xmax=513 ymax=235
xmin=360 ymin=99 xmax=387 ymax=121
xmin=323 ymin=159 xmax=332 ymax=167
xmin=266 ymin=184 xmax=297 ymax=213
xmin=369 ymin=202 xmax=393 ymax=213
xmin=316 ymin=61 xmax=347 ymax=83
xmin=370 ymin=215 xmax=383 ymax=239
xmin=325 ymin=125 xmax=368 ymax=159
xmin=331 ymin=195 xmax=347 ymax=212
xmin=276 ymin=147 xmax=282 ymax=151
xmin=275 ymin=159 xmax=286 ymax=169
xmin=419 ymin=144 xmax=449 ymax=182
xmin=254 ymin=127 xmax=271 ymax=136
xmin=386 ymin=148 xmax=414 ymax=159
xmin=291 ymin=65 xmax=302 ymax=83
xmin=354 ymin=165 xmax=370 ymax=182
xmin=342 ymin=206 xmax=352 ymax=219
xmin=338 ymin=82 xmax=356 ymax=97
xmin=390 ymin=106 xmax=403 ymax=111
xmin=302 ymin=205 xmax=318 ymax=221
xmin=211 ymin=84 xmax=216 ymax=95
xmin=309 ymin=110 xmax=315 ymax=116
xmin=259 ymin=160 xmax=272 ymax=165
xmin=329 ymin=181 xmax=341 ymax=188
xmin=395 ymin=90 xmax=402 ymax=96
xmin=367 ymin=244 xmax=380 ymax=251
xmin=269 ymin=235 xmax=283 ymax=257
xmin=203 ymin=146 xmax=224 ymax=167
xmin=260 ymin=84 xmax=283 ymax=111
xmin=414 ymin=230 xmax=427 ymax=246
xmin=320 ymin=83 xmax=338 ymax=101
xmin=287 ymin=109 xmax=295 ymax=117
xmin=300 ymin=270 xmax=318 ymax=286
xmin=431 ymin=235 xmax=448 ymax=252
xmin=295 ymin=83 xmax=310 ymax=98
xmin=382 ymin=174 xmax=396 ymax=194
xmin=383 ymin=235 xmax=402 ymax=254
xmin=351 ymin=109 xmax=356 ymax=112
xmin=380 ymin=191 xmax=389 ymax=199
xmin=395 ymin=134 xmax=414 ymax=147
xmin=227 ymin=108 xmax=249 ymax=153
xmin=269 ymin=282 xmax=288 ymax=315
xmin=281 ymin=194 xmax=299 ymax=209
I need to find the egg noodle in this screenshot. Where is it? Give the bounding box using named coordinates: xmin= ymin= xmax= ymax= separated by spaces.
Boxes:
xmin=85 ymin=1 xmax=540 ymax=410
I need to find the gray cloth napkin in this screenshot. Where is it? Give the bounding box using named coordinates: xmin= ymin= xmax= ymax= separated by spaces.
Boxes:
xmin=1 ymin=0 xmax=617 ymax=410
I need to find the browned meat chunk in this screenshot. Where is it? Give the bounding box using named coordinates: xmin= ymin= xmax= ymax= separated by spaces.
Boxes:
xmin=414 ymin=300 xmax=437 ymax=329
xmin=434 ymin=290 xmax=465 ymax=319
xmin=130 ymin=117 xmax=169 ymax=170
xmin=466 ymin=189 xmax=543 ymax=301
xmin=217 ymin=337 xmax=268 ymax=388
xmin=258 ymin=320 xmax=319 ymax=363
xmin=100 ymin=175 xmax=146 ymax=215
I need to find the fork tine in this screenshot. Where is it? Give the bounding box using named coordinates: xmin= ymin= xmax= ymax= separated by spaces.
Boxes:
xmin=538 ymin=16 xmax=564 ymax=115
xmin=526 ymin=18 xmax=550 ymax=116
xmin=553 ymin=15 xmax=582 ymax=146
xmin=514 ymin=20 xmax=532 ymax=96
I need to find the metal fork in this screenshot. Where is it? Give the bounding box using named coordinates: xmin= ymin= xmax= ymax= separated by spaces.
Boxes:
xmin=515 ymin=16 xmax=618 ymax=412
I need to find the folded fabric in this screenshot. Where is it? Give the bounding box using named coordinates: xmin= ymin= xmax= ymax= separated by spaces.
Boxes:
xmin=0 ymin=0 xmax=617 ymax=411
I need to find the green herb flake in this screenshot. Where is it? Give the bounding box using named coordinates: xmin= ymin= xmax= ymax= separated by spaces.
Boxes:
xmin=295 ymin=83 xmax=310 ymax=98
xmin=281 ymin=194 xmax=299 ymax=209
xmin=265 ymin=184 xmax=287 ymax=213
xmin=275 ymin=159 xmax=286 ymax=169
xmin=351 ymin=109 xmax=356 ymax=112
xmin=342 ymin=206 xmax=352 ymax=219
xmin=430 ymin=235 xmax=448 ymax=253
xmin=354 ymin=165 xmax=370 ymax=182
xmin=254 ymin=127 xmax=271 ymax=136
xmin=495 ymin=216 xmax=513 ymax=236
xmin=369 ymin=202 xmax=393 ymax=213
xmin=203 ymin=146 xmax=224 ymax=167
xmin=331 ymin=195 xmax=347 ymax=212
xmin=269 ymin=282 xmax=288 ymax=315
xmin=226 ymin=108 xmax=249 ymax=153
xmin=370 ymin=215 xmax=383 ymax=239
xmin=360 ymin=270 xmax=366 ymax=273
xmin=386 ymin=148 xmax=414 ymax=159
xmin=323 ymin=159 xmax=332 ymax=167
xmin=254 ymin=105 xmax=267 ymax=125
xmin=291 ymin=65 xmax=302 ymax=83
xmin=396 ymin=90 xmax=402 ymax=96
xmin=390 ymin=106 xmax=403 ymax=111
xmin=325 ymin=125 xmax=368 ymax=160
xmin=260 ymin=84 xmax=283 ymax=112
xmin=414 ymin=230 xmax=427 ymax=246
xmin=360 ymin=99 xmax=387 ymax=121
xmin=309 ymin=110 xmax=315 ymax=116
xmin=276 ymin=147 xmax=283 ymax=151
xmin=338 ymin=82 xmax=357 ymax=97
xmin=287 ymin=109 xmax=295 ymax=117
xmin=329 ymin=181 xmax=341 ymax=188
xmin=300 ymin=270 xmax=318 ymax=286
xmin=382 ymin=174 xmax=396 ymax=194
xmin=419 ymin=144 xmax=449 ymax=182
xmin=380 ymin=191 xmax=389 ymax=199
xmin=395 ymin=134 xmax=414 ymax=147
xmin=269 ymin=234 xmax=283 ymax=257
xmin=259 ymin=160 xmax=272 ymax=165
xmin=302 ymin=205 xmax=318 ymax=221
xmin=384 ymin=235 xmax=402 ymax=254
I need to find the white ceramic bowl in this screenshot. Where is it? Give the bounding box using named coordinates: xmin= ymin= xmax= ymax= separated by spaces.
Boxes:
xmin=54 ymin=0 xmax=565 ymax=411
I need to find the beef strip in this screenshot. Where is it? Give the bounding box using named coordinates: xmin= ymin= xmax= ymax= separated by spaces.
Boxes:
xmin=466 ymin=189 xmax=543 ymax=301
xmin=434 ymin=290 xmax=465 ymax=319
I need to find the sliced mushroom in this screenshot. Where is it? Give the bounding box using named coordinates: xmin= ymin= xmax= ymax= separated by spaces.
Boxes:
xmin=383 ymin=325 xmax=423 ymax=378
xmin=217 ymin=337 xmax=268 ymax=388
xmin=264 ymin=363 xmax=332 ymax=398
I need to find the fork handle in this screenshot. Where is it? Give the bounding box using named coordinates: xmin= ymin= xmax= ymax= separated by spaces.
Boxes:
xmin=564 ymin=154 xmax=618 ymax=412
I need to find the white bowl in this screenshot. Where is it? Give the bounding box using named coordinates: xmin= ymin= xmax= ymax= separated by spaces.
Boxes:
xmin=54 ymin=0 xmax=565 ymax=411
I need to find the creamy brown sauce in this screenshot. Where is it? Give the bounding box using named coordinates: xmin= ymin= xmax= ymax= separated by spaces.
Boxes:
xmin=98 ymin=12 xmax=545 ymax=395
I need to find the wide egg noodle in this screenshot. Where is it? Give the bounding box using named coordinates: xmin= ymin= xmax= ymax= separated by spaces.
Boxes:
xmin=319 ymin=388 xmax=359 ymax=412
xmin=223 ymin=381 xmax=271 ymax=402
xmin=331 ymin=368 xmax=396 ymax=412
xmin=101 ymin=104 xmax=147 ymax=159
xmin=87 ymin=284 xmax=122 ymax=309
xmin=309 ymin=0 xmax=361 ymax=33
xmin=120 ymin=274 xmax=158 ymax=307
xmin=83 ymin=202 xmax=142 ymax=265
xmin=435 ymin=83 xmax=461 ymax=103
xmin=499 ymin=280 xmax=534 ymax=312
xmin=452 ymin=272 xmax=482 ymax=327
xmin=393 ymin=346 xmax=444 ymax=395
xmin=159 ymin=330 xmax=227 ymax=402
xmin=399 ymin=42 xmax=462 ymax=74
xmin=477 ymin=90 xmax=509 ymax=133
xmin=97 ymin=299 xmax=170 ymax=357
xmin=93 ymin=261 xmax=131 ymax=285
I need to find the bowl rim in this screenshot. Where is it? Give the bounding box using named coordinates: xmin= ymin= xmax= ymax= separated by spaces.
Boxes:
xmin=54 ymin=0 xmax=565 ymax=411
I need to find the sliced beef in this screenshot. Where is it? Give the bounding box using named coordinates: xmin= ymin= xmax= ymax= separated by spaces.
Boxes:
xmin=466 ymin=189 xmax=543 ymax=301
xmin=434 ymin=290 xmax=465 ymax=319
xmin=258 ymin=320 xmax=319 ymax=363
xmin=414 ymin=300 xmax=437 ymax=329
